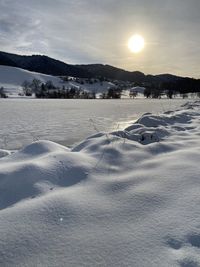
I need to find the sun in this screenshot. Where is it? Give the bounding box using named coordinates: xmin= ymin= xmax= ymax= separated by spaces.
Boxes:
xmin=128 ymin=34 xmax=145 ymax=53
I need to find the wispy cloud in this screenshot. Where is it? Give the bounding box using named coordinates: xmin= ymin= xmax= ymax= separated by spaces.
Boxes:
xmin=0 ymin=0 xmax=200 ymax=77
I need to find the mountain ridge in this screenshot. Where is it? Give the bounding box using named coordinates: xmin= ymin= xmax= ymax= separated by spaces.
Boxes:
xmin=0 ymin=51 xmax=194 ymax=83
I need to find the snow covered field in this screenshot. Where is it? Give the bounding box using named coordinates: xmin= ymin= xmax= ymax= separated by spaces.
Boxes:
xmin=0 ymin=100 xmax=200 ymax=266
xmin=0 ymin=98 xmax=189 ymax=149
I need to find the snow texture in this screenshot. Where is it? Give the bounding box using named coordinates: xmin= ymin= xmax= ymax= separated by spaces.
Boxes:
xmin=0 ymin=98 xmax=189 ymax=150
xmin=1 ymin=101 xmax=200 ymax=266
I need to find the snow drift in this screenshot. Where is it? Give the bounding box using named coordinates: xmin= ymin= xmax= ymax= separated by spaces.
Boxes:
xmin=1 ymin=101 xmax=200 ymax=266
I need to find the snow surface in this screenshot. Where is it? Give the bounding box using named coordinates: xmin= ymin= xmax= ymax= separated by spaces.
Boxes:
xmin=0 ymin=98 xmax=189 ymax=149
xmin=1 ymin=101 xmax=200 ymax=266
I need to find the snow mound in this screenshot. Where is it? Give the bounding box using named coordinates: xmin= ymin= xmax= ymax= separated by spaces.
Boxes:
xmin=0 ymin=140 xmax=94 ymax=210
xmin=1 ymin=101 xmax=200 ymax=266
xmin=19 ymin=140 xmax=69 ymax=157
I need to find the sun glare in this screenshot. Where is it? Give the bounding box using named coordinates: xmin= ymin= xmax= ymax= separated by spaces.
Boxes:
xmin=128 ymin=34 xmax=145 ymax=53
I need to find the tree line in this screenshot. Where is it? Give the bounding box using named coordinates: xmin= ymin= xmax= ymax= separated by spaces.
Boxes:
xmin=142 ymin=77 xmax=200 ymax=99
xmin=21 ymin=79 xmax=122 ymax=99
xmin=1 ymin=76 xmax=200 ymax=99
xmin=21 ymin=79 xmax=96 ymax=99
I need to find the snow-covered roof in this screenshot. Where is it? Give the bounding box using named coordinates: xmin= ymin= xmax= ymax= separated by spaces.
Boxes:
xmin=130 ymin=86 xmax=146 ymax=93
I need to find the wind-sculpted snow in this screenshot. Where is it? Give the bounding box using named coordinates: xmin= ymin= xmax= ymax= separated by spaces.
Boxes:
xmin=0 ymin=141 xmax=94 ymax=210
xmin=1 ymin=101 xmax=200 ymax=266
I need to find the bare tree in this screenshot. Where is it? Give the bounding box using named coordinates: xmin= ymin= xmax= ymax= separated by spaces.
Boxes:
xmin=22 ymin=80 xmax=32 ymax=96
xmin=0 ymin=87 xmax=7 ymax=98
xmin=31 ymin=79 xmax=42 ymax=93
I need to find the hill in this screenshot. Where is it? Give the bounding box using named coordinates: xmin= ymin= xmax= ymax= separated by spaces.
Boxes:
xmin=77 ymin=64 xmax=146 ymax=82
xmin=0 ymin=51 xmax=91 ymax=78
xmin=0 ymin=65 xmax=62 ymax=93
xmin=0 ymin=51 xmax=181 ymax=83
xmin=0 ymin=65 xmax=115 ymax=95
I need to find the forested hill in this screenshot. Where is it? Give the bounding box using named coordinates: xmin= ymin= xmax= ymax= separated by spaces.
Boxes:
xmin=0 ymin=51 xmax=199 ymax=90
xmin=0 ymin=51 xmax=90 ymax=78
xmin=0 ymin=51 xmax=179 ymax=82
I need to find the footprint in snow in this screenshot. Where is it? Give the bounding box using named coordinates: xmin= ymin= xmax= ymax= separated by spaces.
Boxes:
xmin=166 ymin=236 xmax=183 ymax=250
xmin=179 ymin=259 xmax=200 ymax=267
xmin=165 ymin=233 xmax=200 ymax=267
xmin=187 ymin=233 xmax=200 ymax=248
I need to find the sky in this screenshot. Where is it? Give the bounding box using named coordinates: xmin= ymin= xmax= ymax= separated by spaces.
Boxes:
xmin=0 ymin=0 xmax=200 ymax=78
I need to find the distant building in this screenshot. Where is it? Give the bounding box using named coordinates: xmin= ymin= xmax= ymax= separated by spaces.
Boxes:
xmin=129 ymin=86 xmax=146 ymax=97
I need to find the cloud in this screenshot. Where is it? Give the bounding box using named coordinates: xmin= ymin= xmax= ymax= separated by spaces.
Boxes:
xmin=0 ymin=0 xmax=200 ymax=77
